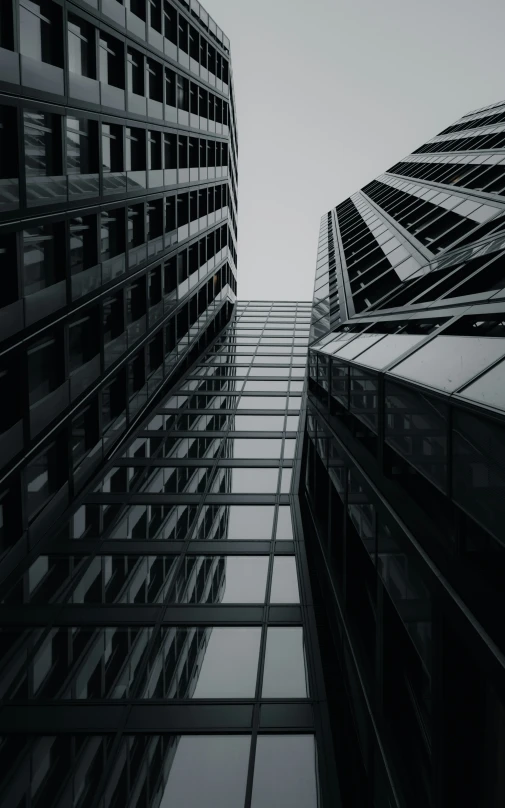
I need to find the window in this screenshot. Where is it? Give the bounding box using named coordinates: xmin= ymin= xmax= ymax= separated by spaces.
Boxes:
xmin=101 ymin=209 xmax=125 ymax=260
xmin=127 ymin=204 xmax=145 ymax=249
xmin=126 ymin=127 xmax=146 ymax=171
xmin=102 ymin=123 xmax=123 ymax=172
xmin=66 ymin=117 xmax=98 ymax=175
xmin=147 ymin=199 xmax=163 ymax=240
xmin=102 ymin=370 xmax=127 ymax=429
xmin=103 ymin=291 xmax=125 ymax=346
xmin=165 ymin=68 xmax=176 ymax=108
xmin=24 ymin=110 xmax=62 ymax=178
xmin=177 ymin=75 xmax=189 ymax=110
xmin=250 ymin=736 xmax=318 ymax=808
xmin=0 ymin=1 xmax=14 ymax=51
xmin=68 ymin=14 xmax=96 ymax=78
xmin=0 ymin=106 xmax=18 ymax=183
xmin=163 ymin=1 xmax=177 ymax=44
xmin=127 ymin=47 xmax=144 ymax=96
xmin=262 ymin=627 xmax=308 ymax=697
xmin=0 ymin=232 xmax=18 ymax=307
xmin=19 ymin=0 xmax=63 ymax=66
xmin=26 ymin=440 xmax=65 ymax=519
xmin=157 ymin=736 xmax=250 ymax=807
xmin=99 ymin=33 xmax=124 ymax=88
xmin=147 ymin=58 xmax=163 ymax=102
xmin=23 ymin=223 xmax=64 ymax=295
xmin=148 ymin=131 xmax=162 ymax=170
xmin=27 ymin=332 xmax=63 ymax=405
xmin=68 ymin=311 xmax=100 ymax=373
xmin=69 ymin=215 xmax=98 ymax=275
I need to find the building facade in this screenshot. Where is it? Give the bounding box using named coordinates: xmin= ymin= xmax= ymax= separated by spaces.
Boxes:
xmin=0 ymin=300 xmax=344 ymax=808
xmin=304 ymin=99 xmax=505 ymax=806
xmin=0 ymin=0 xmax=237 ymax=589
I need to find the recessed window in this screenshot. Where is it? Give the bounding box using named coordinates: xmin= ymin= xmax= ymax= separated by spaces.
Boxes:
xmin=20 ymin=0 xmax=63 ymax=66
xmin=68 ymin=14 xmax=96 ymax=78
xmin=26 ymin=439 xmax=65 ymax=519
xmin=23 ymin=223 xmax=64 ymax=295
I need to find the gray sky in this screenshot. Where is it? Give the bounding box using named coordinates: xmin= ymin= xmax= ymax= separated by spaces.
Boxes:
xmin=204 ymin=0 xmax=505 ymax=301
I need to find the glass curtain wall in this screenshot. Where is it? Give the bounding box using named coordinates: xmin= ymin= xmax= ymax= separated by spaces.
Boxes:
xmin=0 ymin=302 xmax=340 ymax=808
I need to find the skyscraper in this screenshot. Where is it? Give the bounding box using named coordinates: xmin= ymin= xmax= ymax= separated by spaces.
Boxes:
xmin=3 ymin=2 xmax=505 ymax=802
xmin=304 ymin=98 xmax=505 ymax=806
xmin=0 ymin=0 xmax=237 ymax=579
xmin=0 ymin=300 xmax=343 ymax=808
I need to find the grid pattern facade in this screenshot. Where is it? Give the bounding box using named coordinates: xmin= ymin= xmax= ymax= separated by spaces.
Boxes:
xmin=0 ymin=0 xmax=238 ymax=584
xmin=304 ymin=100 xmax=505 ymax=807
xmin=0 ymin=301 xmax=342 ymax=808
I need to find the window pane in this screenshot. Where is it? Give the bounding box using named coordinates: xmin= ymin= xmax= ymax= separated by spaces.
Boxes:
xmin=270 ymin=557 xmax=299 ymax=603
xmin=276 ymin=506 xmax=293 ymax=540
xmin=262 ymin=627 xmax=308 ymax=698
xmin=231 ymin=439 xmax=283 ymax=459
xmin=192 ymin=627 xmax=261 ymax=697
xmin=172 ymin=556 xmax=269 ymax=603
xmin=158 ymin=735 xmax=250 ymax=808
xmin=250 ymin=735 xmax=318 ymax=808
xmin=224 ymin=505 xmax=275 ymax=540
xmin=231 ymin=468 xmax=278 ymax=494
xmin=219 ymin=556 xmax=269 ymax=602
xmin=234 ymin=416 xmax=284 ymax=431
xmin=238 ymin=396 xmax=287 ymax=410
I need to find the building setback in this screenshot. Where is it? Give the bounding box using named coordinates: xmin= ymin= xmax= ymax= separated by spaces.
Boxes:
xmin=304 ymin=98 xmax=505 ymax=807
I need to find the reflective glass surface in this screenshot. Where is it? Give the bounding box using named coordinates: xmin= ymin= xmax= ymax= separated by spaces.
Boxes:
xmin=250 ymin=735 xmax=319 ymax=808
xmin=270 ymin=557 xmax=300 ymax=603
xmin=158 ymin=735 xmax=251 ymax=807
xmin=262 ymin=627 xmax=308 ymax=697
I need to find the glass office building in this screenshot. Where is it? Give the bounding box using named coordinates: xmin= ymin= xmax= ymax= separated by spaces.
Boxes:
xmin=0 ymin=301 xmax=343 ymax=807
xmin=3 ymin=1 xmax=505 ymax=802
xmin=305 ymin=99 xmax=505 ymax=806
xmin=0 ymin=0 xmax=237 ymax=580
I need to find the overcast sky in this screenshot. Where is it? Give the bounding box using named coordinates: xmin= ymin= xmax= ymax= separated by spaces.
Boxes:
xmin=204 ymin=0 xmax=505 ymax=301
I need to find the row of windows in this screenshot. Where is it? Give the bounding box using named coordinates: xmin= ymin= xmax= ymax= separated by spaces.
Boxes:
xmin=387 ymin=159 xmax=505 ymax=198
xmin=309 ymin=348 xmax=505 ymax=552
xmin=0 ymin=733 xmax=318 ymax=808
xmin=438 ymin=108 xmax=505 ymax=135
xmin=0 ymin=103 xmax=232 ymax=212
xmin=5 ymin=550 xmax=299 ymax=605
xmin=361 ymin=180 xmax=481 ymax=254
xmin=1 ymin=247 xmax=234 ymax=443
xmin=0 ymin=2 xmax=238 ymax=189
xmin=1 ymin=191 xmax=234 ymax=332
xmin=0 ymin=269 xmax=235 ymax=550
xmin=414 ymin=129 xmax=505 ymax=154
xmin=1 ymin=0 xmax=230 ymax=92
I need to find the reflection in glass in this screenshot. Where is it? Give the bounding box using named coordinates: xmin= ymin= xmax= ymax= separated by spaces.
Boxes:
xmin=173 ymin=556 xmax=269 ymax=603
xmin=231 ymin=468 xmax=279 ymax=494
xmin=270 ymin=557 xmax=300 ymax=603
xmin=231 ymin=438 xmax=283 ymax=458
xmin=234 ymin=415 xmax=284 ymax=431
xmin=251 ymin=735 xmax=319 ymax=808
xmin=276 ymin=506 xmax=294 ymax=540
xmin=192 ymin=627 xmax=261 ymax=697
xmin=262 ymin=627 xmax=308 ymax=698
xmin=158 ymin=735 xmax=250 ymax=808
xmin=226 ymin=505 xmax=275 ymax=539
